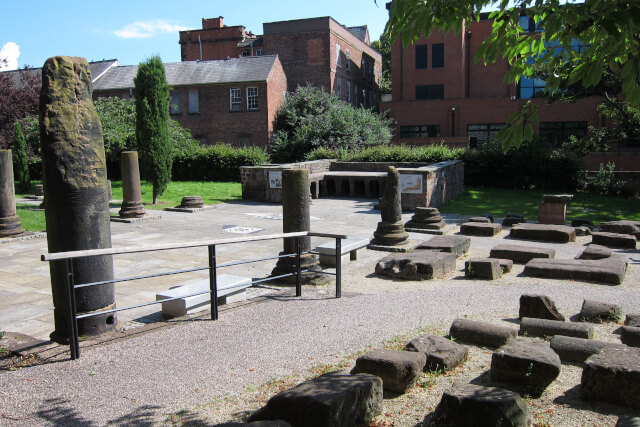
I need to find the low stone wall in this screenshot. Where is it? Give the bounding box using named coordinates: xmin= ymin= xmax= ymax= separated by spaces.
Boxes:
xmin=240 ymin=159 xmax=464 ymax=210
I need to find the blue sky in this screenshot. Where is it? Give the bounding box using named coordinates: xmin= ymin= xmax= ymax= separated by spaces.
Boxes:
xmin=0 ymin=0 xmax=390 ymax=70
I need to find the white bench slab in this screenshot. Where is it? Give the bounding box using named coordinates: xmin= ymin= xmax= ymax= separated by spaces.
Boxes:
xmin=156 ymin=274 xmax=251 ymax=318
xmin=316 ymin=237 xmax=370 ymax=267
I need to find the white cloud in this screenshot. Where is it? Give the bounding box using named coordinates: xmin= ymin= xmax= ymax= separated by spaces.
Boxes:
xmin=114 ymin=20 xmax=191 ymax=39
xmin=0 ymin=42 xmax=20 ymax=70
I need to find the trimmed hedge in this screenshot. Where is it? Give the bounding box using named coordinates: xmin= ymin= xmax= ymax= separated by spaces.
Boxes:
xmin=172 ymin=144 xmax=269 ymax=182
xmin=305 ymin=144 xmax=464 ymax=163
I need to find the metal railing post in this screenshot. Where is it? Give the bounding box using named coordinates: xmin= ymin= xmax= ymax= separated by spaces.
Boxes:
xmin=208 ymin=245 xmax=218 ymax=320
xmin=65 ymin=259 xmax=80 ymax=360
xmin=335 ymin=238 xmax=342 ymax=298
xmin=296 ymin=236 xmax=302 ymax=297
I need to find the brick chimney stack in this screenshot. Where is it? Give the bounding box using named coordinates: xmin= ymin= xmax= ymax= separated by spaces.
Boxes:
xmin=202 ymin=16 xmax=224 ymax=29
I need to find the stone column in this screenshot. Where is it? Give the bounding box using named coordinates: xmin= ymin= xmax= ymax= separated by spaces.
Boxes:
xmin=0 ymin=150 xmax=26 ymax=237
xmin=40 ymin=56 xmax=117 ymax=343
xmin=371 ymin=166 xmax=410 ymax=246
xmin=272 ymin=169 xmax=324 ymax=284
xmin=118 ymin=151 xmax=145 ymax=218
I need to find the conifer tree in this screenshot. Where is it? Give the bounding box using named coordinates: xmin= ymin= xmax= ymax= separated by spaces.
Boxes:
xmin=12 ymin=121 xmax=30 ymax=193
xmin=134 ymin=56 xmax=172 ymax=204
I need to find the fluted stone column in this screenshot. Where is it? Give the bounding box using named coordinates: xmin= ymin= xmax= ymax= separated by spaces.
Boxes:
xmin=0 ymin=150 xmax=26 ymax=237
xmin=118 ymin=151 xmax=145 ymax=218
xmin=40 ymin=56 xmax=117 ymax=343
xmin=371 ymin=166 xmax=409 ymax=246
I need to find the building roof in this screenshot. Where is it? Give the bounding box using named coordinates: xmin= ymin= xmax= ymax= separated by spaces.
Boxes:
xmin=93 ymin=55 xmax=280 ymax=91
xmin=348 ymin=26 xmax=369 ymax=42
xmin=0 ymin=59 xmax=119 ymax=88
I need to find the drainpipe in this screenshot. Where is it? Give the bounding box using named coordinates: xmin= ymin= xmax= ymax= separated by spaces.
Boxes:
xmin=199 ymin=35 xmax=202 ymax=61
xmin=451 ymin=107 xmax=456 ymax=137
xmin=466 ymin=31 xmax=472 ymax=98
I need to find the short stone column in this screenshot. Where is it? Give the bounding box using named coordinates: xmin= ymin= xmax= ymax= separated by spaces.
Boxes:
xmin=0 ymin=149 xmax=26 ymax=237
xmin=118 ymin=151 xmax=145 ymax=218
xmin=40 ymin=56 xmax=117 ymax=343
xmin=539 ymin=194 xmax=573 ymax=225
xmin=369 ymin=167 xmax=410 ymax=248
xmin=272 ymin=169 xmax=324 ymax=284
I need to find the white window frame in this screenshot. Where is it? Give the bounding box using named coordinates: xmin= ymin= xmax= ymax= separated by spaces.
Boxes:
xmin=230 ymin=88 xmax=242 ymax=111
xmin=188 ymin=89 xmax=199 ymax=114
xmin=336 ymin=43 xmax=342 ymax=67
xmin=247 ymin=87 xmax=258 ymax=111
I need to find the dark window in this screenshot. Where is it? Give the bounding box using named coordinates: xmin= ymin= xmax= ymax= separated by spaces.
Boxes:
xmin=519 ymin=75 xmax=546 ymax=99
xmin=416 ymin=84 xmax=444 ymax=100
xmin=539 ymin=121 xmax=587 ymax=146
xmin=432 ymin=43 xmax=444 ymax=68
xmin=415 ymin=45 xmax=427 ymax=69
xmin=467 ymin=123 xmax=505 ymax=147
xmin=170 ymin=92 xmax=181 ymax=115
xmin=401 ymin=125 xmax=440 ymax=138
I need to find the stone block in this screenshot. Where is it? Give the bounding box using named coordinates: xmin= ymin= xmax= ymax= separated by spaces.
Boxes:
xmin=414 ymin=235 xmax=470 ymax=257
xmin=617 ymin=416 xmax=640 ymax=427
xmin=489 ymin=244 xmax=555 ymax=264
xmin=460 ymin=222 xmax=502 ymax=237
xmin=430 ymin=384 xmax=531 ymax=427
xmin=503 ymin=214 xmax=526 ymax=227
xmin=350 ymin=349 xmax=426 ymax=393
xmin=519 ymin=294 xmax=565 ymax=321
xmin=626 ymin=314 xmax=640 ymax=328
xmin=599 ymin=220 xmax=640 ymax=238
xmin=404 ymin=334 xmax=469 ymax=371
xmin=592 ymin=232 xmax=638 ymax=249
xmin=469 ymin=216 xmax=491 ymax=223
xmin=520 ymin=317 xmax=594 ymax=339
xmin=498 ymin=258 xmax=513 ymax=273
xmin=621 ymin=326 xmax=640 ymax=348
xmin=316 ymin=236 xmax=370 ymax=267
xmin=523 ymin=257 xmax=627 ymax=285
xmin=572 ymin=219 xmax=594 ymax=230
xmin=465 ymin=258 xmax=501 ymax=280
xmin=374 ymin=251 xmax=456 ymax=280
xmin=581 ymin=346 xmax=640 ymax=410
xmin=539 ymin=201 xmax=567 ymax=225
xmin=579 ymin=299 xmax=622 ymax=323
xmin=575 ymin=244 xmax=613 ymax=260
xmin=510 ymin=223 xmax=576 ymax=243
xmin=248 ymin=370 xmax=382 ymax=426
xmin=449 ymin=319 xmax=517 ymax=348
xmin=550 ymin=336 xmax=624 ymax=364
xmin=491 ymin=341 xmax=561 ymax=389
xmin=575 ymin=226 xmax=592 ymax=236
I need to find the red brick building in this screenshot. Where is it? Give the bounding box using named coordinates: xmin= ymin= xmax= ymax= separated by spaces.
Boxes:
xmin=381 ymin=15 xmax=605 ymax=147
xmin=92 ymin=55 xmax=287 ymax=148
xmin=180 ymin=16 xmax=382 ymax=109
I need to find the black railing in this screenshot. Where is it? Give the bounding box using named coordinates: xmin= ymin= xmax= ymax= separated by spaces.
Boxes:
xmin=41 ymin=231 xmax=346 ymax=360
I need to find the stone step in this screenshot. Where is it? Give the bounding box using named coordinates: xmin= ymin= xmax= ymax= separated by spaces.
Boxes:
xmin=460 ymin=222 xmax=502 ymax=237
xmin=522 ymin=257 xmax=627 ymax=285
xmin=449 ymin=318 xmax=517 ymax=348
xmin=491 ymin=341 xmax=561 ymax=389
xmin=350 ymin=349 xmax=426 ymax=393
xmin=489 ymin=244 xmax=555 ymax=264
xmin=404 ymin=334 xmax=469 ymax=371
xmin=520 ymin=317 xmax=594 ymax=339
xmin=550 ymin=336 xmax=624 ymax=364
xmin=592 ymin=232 xmax=638 ymax=249
xmin=582 ymin=346 xmax=640 ymax=410
xmin=509 ymin=223 xmax=576 ymax=243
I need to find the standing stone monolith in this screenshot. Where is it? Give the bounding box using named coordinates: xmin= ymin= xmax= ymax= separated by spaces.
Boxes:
xmin=0 ymin=150 xmax=26 ymax=237
xmin=369 ymin=167 xmax=410 ymax=248
xmin=272 ymin=169 xmax=324 ymax=284
xmin=40 ymin=56 xmax=117 ymax=343
xmin=118 ymin=151 xmax=145 ymax=218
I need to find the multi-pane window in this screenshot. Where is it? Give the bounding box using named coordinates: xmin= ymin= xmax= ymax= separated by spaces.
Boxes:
xmin=467 ymin=123 xmax=505 ymax=147
xmin=188 ymin=89 xmax=199 ymax=114
xmin=432 ymin=43 xmax=444 ymax=68
xmin=416 ymin=84 xmax=444 ymax=100
xmin=345 ymin=49 xmax=351 ymax=70
xmin=230 ymin=88 xmax=242 ymax=111
xmin=246 ymin=87 xmax=258 ymax=110
xmin=539 ymin=121 xmax=587 ymax=146
xmin=519 ymin=76 xmax=546 ymax=99
xmin=519 ymin=16 xmax=543 ymax=33
xmin=346 ymin=81 xmax=351 ymax=103
xmin=170 ymin=92 xmax=181 ymax=115
xmin=415 ymin=45 xmax=427 ymax=69
xmin=256 ymin=49 xmax=264 ymax=56
xmin=401 ymin=125 xmax=440 ymax=138
xmin=336 ymin=44 xmax=342 ymax=67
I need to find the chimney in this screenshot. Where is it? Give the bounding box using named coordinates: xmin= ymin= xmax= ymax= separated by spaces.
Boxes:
xmin=202 ymin=16 xmax=224 ymax=29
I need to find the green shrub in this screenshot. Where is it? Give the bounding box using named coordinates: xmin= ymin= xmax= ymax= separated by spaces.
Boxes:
xmin=172 ymin=144 xmax=270 ymax=181
xmin=12 ymin=121 xmax=31 ymax=193
xmin=305 ymin=144 xmax=464 ymax=163
xmin=577 ymin=162 xmax=631 ymax=197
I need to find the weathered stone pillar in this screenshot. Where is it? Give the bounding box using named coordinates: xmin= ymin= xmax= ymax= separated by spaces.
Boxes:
xmin=370 ymin=167 xmax=410 ymax=247
xmin=0 ymin=150 xmax=26 ymax=237
xmin=272 ymin=169 xmax=324 ymax=284
xmin=40 ymin=56 xmax=117 ymax=343
xmin=118 ymin=151 xmax=145 ymax=218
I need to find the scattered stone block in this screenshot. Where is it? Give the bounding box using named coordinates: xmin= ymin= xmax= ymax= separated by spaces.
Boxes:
xmin=180 ymin=195 xmax=204 ymax=209
xmin=599 ymin=220 xmax=640 ymax=238
xmin=374 ymin=251 xmax=456 ymax=280
xmin=491 ymin=341 xmax=561 ymax=389
xmin=248 ymin=370 xmax=382 ymax=426
xmin=465 ymin=258 xmax=501 ymax=280
xmin=218 ymin=421 xmax=292 ymax=427
xmin=519 ymin=294 xmax=565 ymax=321
xmin=469 ymin=216 xmax=491 ymax=223
xmin=539 ymin=194 xmax=572 ymax=225
xmin=579 ymin=299 xmax=622 ymax=323
xmin=503 ymin=214 xmax=526 ymax=227
xmin=520 ymin=317 xmax=594 ymax=339
xmin=550 ymin=336 xmax=624 ymax=364
xmin=460 ymin=222 xmax=502 ymax=237
xmin=498 ymin=258 xmax=513 ymax=273
xmin=430 ymin=384 xmax=531 ymax=427
xmin=572 ymin=219 xmax=594 ymax=230
xmin=404 ymin=334 xmax=469 ymax=371
xmin=575 ymin=244 xmax=613 ymax=260
xmin=350 ymin=349 xmax=426 ymax=393
xmin=510 ymin=223 xmax=576 ymax=243
xmin=414 ymin=235 xmax=470 ymax=257
xmin=523 ymin=257 xmax=627 ymax=285
xmin=450 ymin=319 xmax=517 ymax=348
xmin=617 ymin=416 xmax=640 ymax=427
xmin=592 ymin=232 xmax=638 ymax=249
xmin=489 ymin=244 xmax=555 ymax=264
xmin=483 ymin=214 xmax=495 ymax=223
xmin=581 ymin=346 xmax=640 ymax=410
xmin=626 ymin=314 xmax=640 ymax=327
xmin=575 ymin=226 xmax=592 ymax=236
xmin=621 ymin=326 xmax=640 ymax=348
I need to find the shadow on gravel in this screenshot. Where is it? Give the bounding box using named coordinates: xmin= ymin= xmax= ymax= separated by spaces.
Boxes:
xmin=552 ymin=384 xmax=640 ymax=417
xmin=36 ymin=398 xmax=166 ymax=426
xmin=470 ymin=370 xmax=547 ymax=398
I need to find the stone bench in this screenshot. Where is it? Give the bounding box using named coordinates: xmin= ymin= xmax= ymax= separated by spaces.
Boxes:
xmin=316 ymin=236 xmax=370 ymax=267
xmin=592 ymin=232 xmax=638 ymax=250
xmin=522 ymin=257 xmax=627 ymax=285
xmin=156 ymin=274 xmax=252 ymax=318
xmin=460 ymin=222 xmax=502 ymax=237
xmin=489 ymin=244 xmax=555 ymax=264
xmin=509 ymin=223 xmax=576 ymax=243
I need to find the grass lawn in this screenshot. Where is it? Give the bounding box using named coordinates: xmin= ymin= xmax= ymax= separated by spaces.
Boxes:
xmin=440 ymin=187 xmax=640 ymax=224
xmin=15 ymin=204 xmax=47 ymax=232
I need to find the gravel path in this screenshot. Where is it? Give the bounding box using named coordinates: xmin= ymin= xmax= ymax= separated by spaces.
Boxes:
xmin=1 ymin=226 xmax=639 ymax=425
